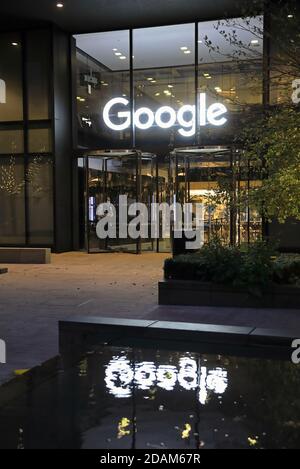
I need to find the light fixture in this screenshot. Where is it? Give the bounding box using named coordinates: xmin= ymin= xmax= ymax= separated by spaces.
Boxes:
xmin=168 ymin=85 xmax=173 ymax=88
xmin=11 ymin=42 xmax=18 ymax=46
xmin=180 ymin=46 xmax=188 ymax=50
xmin=198 ymin=40 xmax=203 ymax=44
xmin=151 ymin=80 xmax=156 ymax=83
xmin=56 ymin=2 xmax=64 ymax=7
xmin=147 ymin=77 xmax=153 ymax=81
xmin=155 ymin=92 xmax=160 ymax=96
xmin=203 ymin=73 xmax=210 ymax=77
xmin=287 ymin=14 xmax=294 ymax=18
xmin=119 ymin=56 xmax=126 ymax=60
xmin=115 ymin=52 xmax=122 ymax=56
xmin=112 ymin=48 xmax=118 ymax=51
xmin=184 ymin=50 xmax=191 ymax=54
xmin=251 ymin=39 xmax=259 ymax=44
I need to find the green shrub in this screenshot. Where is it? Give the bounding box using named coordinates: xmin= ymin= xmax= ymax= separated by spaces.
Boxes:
xmin=163 ymin=239 xmax=299 ymax=294
xmin=273 ymin=254 xmax=300 ymax=285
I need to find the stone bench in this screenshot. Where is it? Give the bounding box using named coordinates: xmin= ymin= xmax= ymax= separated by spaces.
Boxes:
xmin=0 ymin=248 xmax=51 ymax=264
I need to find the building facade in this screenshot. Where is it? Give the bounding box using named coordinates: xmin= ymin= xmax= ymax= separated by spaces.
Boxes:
xmin=0 ymin=2 xmax=299 ymax=253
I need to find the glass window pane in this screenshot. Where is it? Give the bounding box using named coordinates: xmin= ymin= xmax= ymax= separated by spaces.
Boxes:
xmin=0 ymin=33 xmax=23 ymax=122
xmin=28 ymin=127 xmax=52 ymax=153
xmin=0 ymin=128 xmax=24 ymax=154
xmin=74 ymin=30 xmax=130 ymax=149
xmin=198 ymin=17 xmax=263 ymax=143
xmin=0 ymin=156 xmax=25 ymax=244
xmin=26 ymin=30 xmax=51 ymax=120
xmin=27 ymin=155 xmax=53 ymax=245
xmin=133 ymin=24 xmax=195 ymax=152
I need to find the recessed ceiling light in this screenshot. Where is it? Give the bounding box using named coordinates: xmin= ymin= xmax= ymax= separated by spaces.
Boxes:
xmin=180 ymin=46 xmax=188 ymax=50
xmin=11 ymin=42 xmax=18 ymax=46
xmin=168 ymin=85 xmax=173 ymax=88
xmin=147 ymin=77 xmax=153 ymax=81
xmin=151 ymin=80 xmax=157 ymax=83
xmin=184 ymin=50 xmax=191 ymax=54
xmin=251 ymin=39 xmax=259 ymax=44
xmin=119 ymin=56 xmax=126 ymax=60
xmin=155 ymin=92 xmax=160 ymax=96
xmin=198 ymin=40 xmax=203 ymax=43
xmin=115 ymin=52 xmax=122 ymax=56
xmin=56 ymin=2 xmax=64 ymax=8
xmin=112 ymin=48 xmax=118 ymax=52
xmin=287 ymin=14 xmax=294 ymax=18
xmin=102 ymin=83 xmax=108 ymax=86
xmin=203 ymin=73 xmax=210 ymax=77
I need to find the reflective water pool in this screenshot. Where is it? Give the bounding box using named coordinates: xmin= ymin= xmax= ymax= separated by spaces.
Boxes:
xmin=0 ymin=346 xmax=300 ymax=449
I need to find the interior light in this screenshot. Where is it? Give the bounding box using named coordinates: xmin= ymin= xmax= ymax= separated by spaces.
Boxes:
xmin=287 ymin=14 xmax=294 ymax=18
xmin=151 ymin=80 xmax=156 ymax=83
xmin=180 ymin=46 xmax=188 ymax=50
xmin=115 ymin=52 xmax=122 ymax=56
xmin=168 ymin=85 xmax=173 ymax=88
xmin=184 ymin=50 xmax=191 ymax=54
xmin=155 ymin=92 xmax=160 ymax=96
xmin=251 ymin=39 xmax=259 ymax=44
xmin=119 ymin=56 xmax=126 ymax=60
xmin=147 ymin=78 xmax=153 ymax=81
xmin=198 ymin=40 xmax=203 ymax=44
xmin=11 ymin=42 xmax=18 ymax=46
xmin=203 ymin=73 xmax=210 ymax=77
xmin=112 ymin=48 xmax=118 ymax=51
xmin=56 ymin=2 xmax=64 ymax=7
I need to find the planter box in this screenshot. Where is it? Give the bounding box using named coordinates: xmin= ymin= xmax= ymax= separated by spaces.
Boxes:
xmin=0 ymin=248 xmax=51 ymax=264
xmin=159 ymin=279 xmax=300 ymax=309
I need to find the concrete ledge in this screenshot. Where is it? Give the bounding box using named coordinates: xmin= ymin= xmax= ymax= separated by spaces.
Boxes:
xmin=159 ymin=279 xmax=300 ymax=309
xmin=0 ymin=248 xmax=51 ymax=264
xmin=59 ymin=316 xmax=300 ymax=362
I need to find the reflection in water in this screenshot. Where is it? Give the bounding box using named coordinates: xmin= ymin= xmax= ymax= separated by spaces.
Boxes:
xmin=105 ymin=354 xmax=228 ymax=403
xmin=0 ymin=346 xmax=300 ymax=449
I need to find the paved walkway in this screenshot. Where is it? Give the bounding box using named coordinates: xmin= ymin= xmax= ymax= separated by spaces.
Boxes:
xmin=0 ymin=251 xmax=300 ymax=384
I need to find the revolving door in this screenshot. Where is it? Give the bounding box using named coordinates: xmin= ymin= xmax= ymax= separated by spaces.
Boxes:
xmin=169 ymin=147 xmax=262 ymax=246
xmin=82 ymin=150 xmax=157 ymax=253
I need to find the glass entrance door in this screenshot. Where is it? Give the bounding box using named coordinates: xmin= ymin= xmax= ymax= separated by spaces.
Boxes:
xmin=83 ymin=150 xmax=157 ymax=253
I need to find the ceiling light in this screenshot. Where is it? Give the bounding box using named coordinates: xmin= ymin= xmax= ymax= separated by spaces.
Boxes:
xmin=251 ymin=39 xmax=259 ymax=44
xmin=168 ymin=85 xmax=173 ymax=88
xmin=102 ymin=83 xmax=108 ymax=86
xmin=155 ymin=92 xmax=160 ymax=96
xmin=203 ymin=73 xmax=210 ymax=77
xmin=184 ymin=50 xmax=191 ymax=54
xmin=287 ymin=14 xmax=294 ymax=18
xmin=180 ymin=46 xmax=188 ymax=50
xmin=56 ymin=2 xmax=64 ymax=7
xmin=151 ymin=80 xmax=157 ymax=83
xmin=11 ymin=42 xmax=18 ymax=46
xmin=198 ymin=40 xmax=203 ymax=43
xmin=147 ymin=77 xmax=153 ymax=81
xmin=112 ymin=48 xmax=118 ymax=52
xmin=115 ymin=52 xmax=122 ymax=56
xmin=119 ymin=56 xmax=126 ymax=60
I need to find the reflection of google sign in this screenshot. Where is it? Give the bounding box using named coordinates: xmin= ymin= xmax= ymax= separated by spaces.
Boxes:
xmin=103 ymin=93 xmax=227 ymax=137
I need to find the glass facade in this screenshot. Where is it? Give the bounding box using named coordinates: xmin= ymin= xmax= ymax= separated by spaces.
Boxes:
xmin=0 ymin=30 xmax=54 ymax=247
xmin=0 ymin=10 xmax=298 ymax=252
xmin=74 ymin=17 xmax=265 ymax=252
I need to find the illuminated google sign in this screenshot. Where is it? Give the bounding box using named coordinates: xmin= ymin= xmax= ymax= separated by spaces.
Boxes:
xmin=103 ymin=93 xmax=227 ymax=137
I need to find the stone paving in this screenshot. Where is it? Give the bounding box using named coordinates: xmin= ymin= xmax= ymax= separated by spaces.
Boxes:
xmin=0 ymin=251 xmax=300 ymax=384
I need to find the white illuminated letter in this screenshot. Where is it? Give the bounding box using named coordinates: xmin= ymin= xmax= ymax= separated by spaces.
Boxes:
xmin=177 ymin=104 xmax=195 ymax=137
xmin=103 ymin=97 xmax=130 ymax=131
xmin=207 ymin=103 xmax=227 ymax=126
xmin=134 ymin=107 xmax=154 ymax=130
xmin=155 ymin=106 xmax=176 ymax=129
xmin=199 ymin=93 xmax=206 ymax=126
xmin=0 ymin=79 xmax=6 ymax=104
